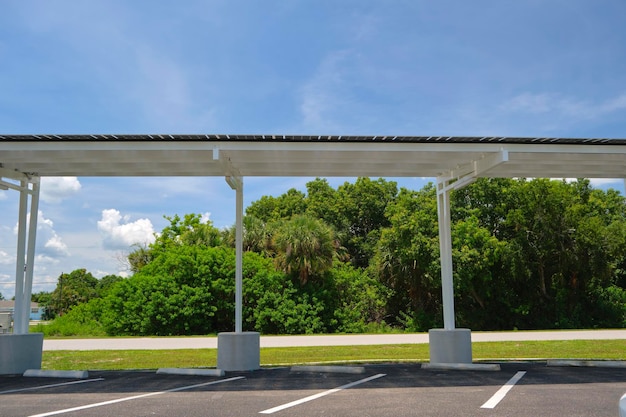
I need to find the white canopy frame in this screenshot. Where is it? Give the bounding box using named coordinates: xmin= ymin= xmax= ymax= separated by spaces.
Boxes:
xmin=1 ymin=135 xmax=625 ymax=371
xmin=0 ymin=168 xmax=41 ymax=335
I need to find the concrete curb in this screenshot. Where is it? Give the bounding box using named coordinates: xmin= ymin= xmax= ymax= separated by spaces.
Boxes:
xmin=157 ymin=368 xmax=225 ymax=377
xmin=422 ymin=363 xmax=501 ymax=371
xmin=290 ymin=365 xmax=366 ymax=374
xmin=23 ymin=369 xmax=89 ymax=379
xmin=547 ymin=360 xmax=626 ymax=368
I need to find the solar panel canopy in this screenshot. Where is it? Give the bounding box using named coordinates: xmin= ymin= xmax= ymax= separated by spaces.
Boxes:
xmin=0 ymin=134 xmax=625 ymax=180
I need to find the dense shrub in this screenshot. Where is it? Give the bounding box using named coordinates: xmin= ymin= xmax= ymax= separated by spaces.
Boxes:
xmin=32 ymin=299 xmax=107 ymax=337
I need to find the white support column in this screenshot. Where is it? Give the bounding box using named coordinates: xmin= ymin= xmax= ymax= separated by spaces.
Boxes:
xmin=13 ymin=180 xmax=29 ymax=335
xmin=235 ymin=179 xmax=243 ymax=333
xmin=218 ymin=175 xmax=260 ymax=371
xmin=429 ymin=177 xmax=472 ymax=364
xmin=429 ymin=150 xmax=508 ymax=364
xmin=20 ymin=179 xmax=40 ymax=334
xmin=224 ymin=175 xmax=244 ymax=333
xmin=436 ymin=179 xmax=455 ymax=330
xmin=1 ymin=175 xmax=44 ymax=375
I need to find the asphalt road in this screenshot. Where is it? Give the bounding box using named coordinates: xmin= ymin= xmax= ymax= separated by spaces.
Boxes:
xmin=2 ymin=362 xmax=625 ymax=417
xmin=42 ymin=329 xmax=626 ymax=351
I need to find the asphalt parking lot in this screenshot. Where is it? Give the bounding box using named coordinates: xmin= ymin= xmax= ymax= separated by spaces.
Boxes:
xmin=1 ymin=362 xmax=625 ymax=417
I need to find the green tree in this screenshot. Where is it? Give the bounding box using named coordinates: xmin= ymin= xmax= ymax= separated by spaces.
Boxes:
xmin=222 ymin=215 xmax=276 ymax=256
xmin=274 ymin=214 xmax=340 ymax=284
xmin=245 ymin=178 xmax=399 ymax=269
xmin=127 ymin=213 xmax=223 ymax=273
xmin=102 ymin=246 xmax=235 ymax=335
xmin=30 ymin=291 xmax=55 ymax=320
xmin=373 ymin=185 xmax=441 ymax=329
xmin=452 ymin=178 xmax=626 ymax=329
xmin=305 ymin=178 xmax=342 ymax=226
xmin=156 ymin=213 xmax=223 ymax=248
xmin=127 ymin=243 xmax=154 ymax=274
xmin=96 ymin=275 xmax=124 ymax=298
xmin=335 ymin=178 xmax=398 ymax=268
xmin=31 ymin=291 xmax=51 ymax=304
xmin=48 ymin=269 xmax=99 ymax=316
xmin=452 ymin=216 xmax=509 ymax=329
xmin=246 ymin=189 xmax=307 ymax=222
xmin=102 ymin=244 xmax=370 ymax=336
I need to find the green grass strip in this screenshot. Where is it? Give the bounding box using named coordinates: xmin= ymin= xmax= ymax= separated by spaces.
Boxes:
xmin=41 ymin=340 xmax=625 ymax=371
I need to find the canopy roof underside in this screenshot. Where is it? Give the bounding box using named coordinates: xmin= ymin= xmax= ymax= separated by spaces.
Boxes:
xmin=0 ymin=134 xmax=625 ymax=180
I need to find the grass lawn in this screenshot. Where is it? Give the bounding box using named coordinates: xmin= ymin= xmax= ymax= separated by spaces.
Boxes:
xmin=41 ymin=339 xmax=625 ymax=371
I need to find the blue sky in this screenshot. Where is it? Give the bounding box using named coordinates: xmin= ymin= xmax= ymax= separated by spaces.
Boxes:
xmin=1 ymin=1 xmax=625 ymax=298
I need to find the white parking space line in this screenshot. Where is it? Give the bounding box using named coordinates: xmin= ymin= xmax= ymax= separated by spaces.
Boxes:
xmin=27 ymin=376 xmax=245 ymax=417
xmin=0 ymin=378 xmax=105 ymax=395
xmin=481 ymin=371 xmax=527 ymax=409
xmin=259 ymin=373 xmax=386 ymax=414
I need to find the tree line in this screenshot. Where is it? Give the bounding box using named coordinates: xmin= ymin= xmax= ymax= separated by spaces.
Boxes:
xmin=33 ymin=177 xmax=626 ymax=336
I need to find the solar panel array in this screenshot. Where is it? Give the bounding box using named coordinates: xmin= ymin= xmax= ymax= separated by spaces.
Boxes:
xmin=0 ymin=134 xmax=624 ymax=145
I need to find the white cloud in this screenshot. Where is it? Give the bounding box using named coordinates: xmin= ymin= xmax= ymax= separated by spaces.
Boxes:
xmin=35 ymin=254 xmax=61 ymax=266
xmin=200 ymin=212 xmax=211 ymax=224
xmin=299 ymin=50 xmax=355 ymax=131
xmin=563 ymin=178 xmax=625 ymax=188
xmin=98 ymin=209 xmax=155 ymax=250
xmin=501 ymin=92 xmax=626 ymax=120
xmin=37 ymin=211 xmax=70 ymax=257
xmin=0 ymin=273 xmax=14 ymax=297
xmin=589 ymin=178 xmax=624 ymax=187
xmin=11 ymin=211 xmax=69 ymax=258
xmin=0 ymin=250 xmax=14 ymax=265
xmin=44 ymin=234 xmax=70 ymax=257
xmin=37 ymin=214 xmax=54 ymax=230
xmin=41 ymin=177 xmax=81 ymax=204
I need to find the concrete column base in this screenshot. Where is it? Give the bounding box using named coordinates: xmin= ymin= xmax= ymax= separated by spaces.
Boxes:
xmin=428 ymin=328 xmax=472 ymax=364
xmin=0 ymin=333 xmax=44 ymax=375
xmin=217 ymin=332 xmax=260 ymax=371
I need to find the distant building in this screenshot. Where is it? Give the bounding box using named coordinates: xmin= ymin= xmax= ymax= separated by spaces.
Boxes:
xmin=0 ymin=300 xmax=44 ymax=321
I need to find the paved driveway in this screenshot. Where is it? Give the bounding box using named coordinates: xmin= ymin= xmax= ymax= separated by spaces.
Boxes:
xmin=1 ymin=362 xmax=625 ymax=417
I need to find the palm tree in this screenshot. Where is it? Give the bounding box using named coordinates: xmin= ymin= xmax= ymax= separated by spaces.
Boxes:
xmin=221 ymin=215 xmax=276 ymax=256
xmin=274 ymin=214 xmax=339 ymax=284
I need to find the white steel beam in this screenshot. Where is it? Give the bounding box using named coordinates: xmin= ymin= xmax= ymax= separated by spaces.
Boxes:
xmin=0 ymin=179 xmax=37 ymax=193
xmin=436 ymin=178 xmax=456 ymax=330
xmin=218 ymin=143 xmax=245 ymax=333
xmin=434 ymin=150 xmax=508 ymax=331
xmin=0 ymin=166 xmax=31 ymax=181
xmin=224 ymin=164 xmax=244 ymax=333
xmin=234 ymin=178 xmax=244 ymax=333
xmin=9 ymin=176 xmax=40 ymax=334
xmin=20 ymin=180 xmax=40 ymax=334
xmin=13 ymin=180 xmax=29 ymax=334
xmin=216 ymin=149 xmax=242 ymax=181
xmin=441 ymin=149 xmax=509 ymax=189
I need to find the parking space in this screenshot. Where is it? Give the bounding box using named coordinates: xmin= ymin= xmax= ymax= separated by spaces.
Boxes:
xmin=1 ymin=362 xmax=625 ymax=417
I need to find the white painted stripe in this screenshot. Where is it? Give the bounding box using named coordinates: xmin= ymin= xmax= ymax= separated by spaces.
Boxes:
xmin=27 ymin=376 xmax=245 ymax=417
xmin=480 ymin=371 xmax=526 ymax=409
xmin=0 ymin=378 xmax=104 ymax=395
xmin=259 ymin=373 xmax=386 ymax=414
